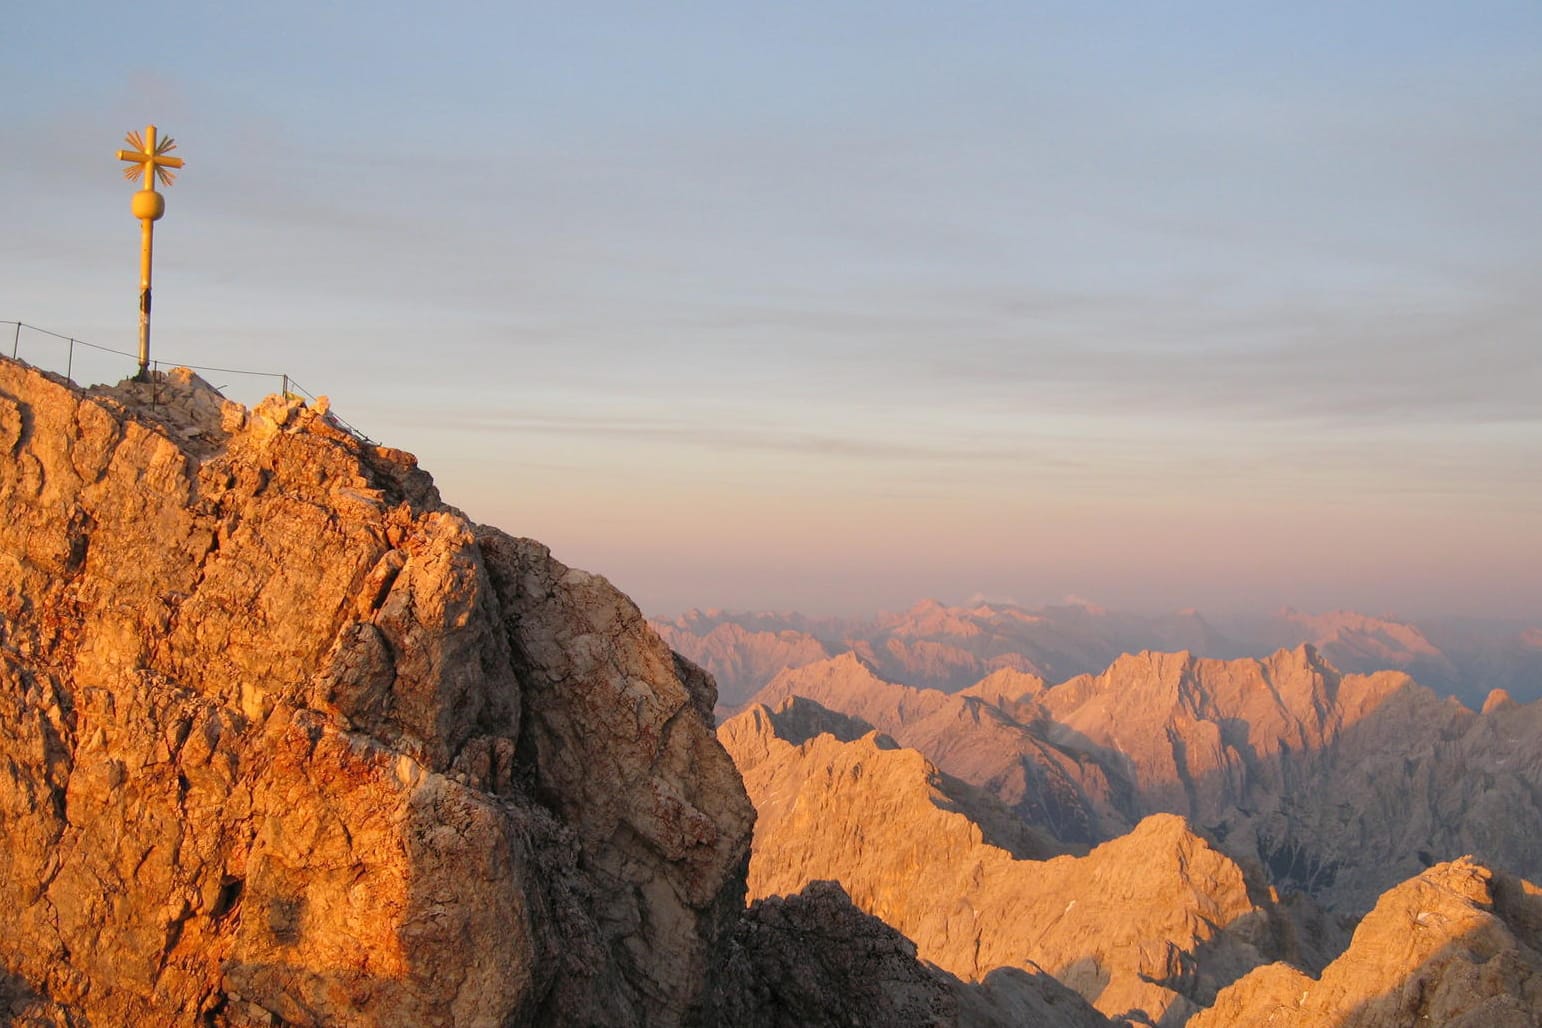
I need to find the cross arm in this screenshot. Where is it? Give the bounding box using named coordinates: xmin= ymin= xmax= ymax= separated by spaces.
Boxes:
xmin=117 ymin=150 xmax=184 ymax=169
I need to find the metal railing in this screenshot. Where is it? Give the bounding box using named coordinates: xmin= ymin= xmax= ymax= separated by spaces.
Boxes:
xmin=3 ymin=320 xmax=373 ymax=443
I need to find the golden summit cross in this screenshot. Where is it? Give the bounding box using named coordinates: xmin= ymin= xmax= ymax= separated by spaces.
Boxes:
xmin=117 ymin=125 xmax=183 ymax=189
xmin=114 ymin=125 xmax=185 ymax=380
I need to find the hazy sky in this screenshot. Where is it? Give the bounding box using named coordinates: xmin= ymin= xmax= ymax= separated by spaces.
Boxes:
xmin=5 ymin=2 xmax=1540 ymax=619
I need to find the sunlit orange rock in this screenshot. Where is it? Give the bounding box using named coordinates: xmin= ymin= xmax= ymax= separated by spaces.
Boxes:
xmin=1192 ymin=858 xmax=1542 ymax=1027
xmin=720 ymin=696 xmax=1327 ymax=1025
xmin=0 ymin=358 xmax=753 ymax=1026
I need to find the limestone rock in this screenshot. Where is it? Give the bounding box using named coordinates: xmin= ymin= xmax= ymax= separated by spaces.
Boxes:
xmin=751 ymin=654 xmax=1122 ymax=845
xmin=749 ymin=647 xmax=1542 ymax=913
xmin=0 ymin=358 xmax=754 ymax=1025
xmin=1034 ymin=648 xmax=1542 ymax=912
xmin=721 ymin=697 xmax=1318 ymax=1025
xmin=1193 ymin=858 xmax=1542 ymax=1027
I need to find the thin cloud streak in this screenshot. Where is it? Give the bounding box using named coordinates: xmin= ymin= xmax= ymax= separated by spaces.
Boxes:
xmin=409 ymin=410 xmax=1056 ymax=467
xmin=392 ymin=403 xmax=1537 ymax=506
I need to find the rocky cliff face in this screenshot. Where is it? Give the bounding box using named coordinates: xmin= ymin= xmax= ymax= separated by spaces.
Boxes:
xmin=720 ymin=697 xmax=1334 ymax=1026
xmin=722 ymin=693 xmax=1542 ymax=1026
xmin=1191 ymin=858 xmax=1542 ymax=1027
xmin=0 ymin=360 xmax=756 ymax=1025
xmin=749 ymin=653 xmax=1125 ymax=845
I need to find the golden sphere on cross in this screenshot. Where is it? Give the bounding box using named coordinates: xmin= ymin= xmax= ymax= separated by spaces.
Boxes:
xmin=130 ymin=189 xmax=165 ymax=221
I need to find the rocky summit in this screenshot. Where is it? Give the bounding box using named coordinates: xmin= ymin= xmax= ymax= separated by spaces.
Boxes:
xmin=0 ymin=357 xmax=1007 ymax=1028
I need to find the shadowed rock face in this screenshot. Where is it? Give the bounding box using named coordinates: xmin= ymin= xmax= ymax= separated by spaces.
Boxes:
xmin=0 ymin=360 xmax=755 ymax=1026
xmin=704 ymin=879 xmax=1112 ymax=1028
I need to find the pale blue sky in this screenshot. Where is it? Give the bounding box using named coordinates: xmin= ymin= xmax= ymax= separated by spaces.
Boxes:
xmin=5 ymin=3 xmax=1540 ymax=618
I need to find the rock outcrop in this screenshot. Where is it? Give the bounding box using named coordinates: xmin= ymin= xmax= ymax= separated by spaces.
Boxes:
xmin=1192 ymin=858 xmax=1542 ymax=1027
xmin=0 ymin=359 xmax=755 ymax=1025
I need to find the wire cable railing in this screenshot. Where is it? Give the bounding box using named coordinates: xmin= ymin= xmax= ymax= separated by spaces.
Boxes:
xmin=3 ymin=320 xmax=373 ymax=444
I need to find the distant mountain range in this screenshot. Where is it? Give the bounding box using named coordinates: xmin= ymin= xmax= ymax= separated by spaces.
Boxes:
xmin=735 ymin=645 xmax=1542 ymax=909
xmin=652 ymin=599 xmax=1542 ymax=711
xmin=720 ymin=645 xmax=1542 ymax=1023
xmin=692 ymin=598 xmax=1542 ymax=1021
xmin=721 ymin=699 xmax=1317 ymax=1024
xmin=647 ymin=597 xmax=1542 ymax=1023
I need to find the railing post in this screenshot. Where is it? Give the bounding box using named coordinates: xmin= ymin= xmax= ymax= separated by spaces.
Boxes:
xmin=66 ymin=338 xmax=74 ymax=381
xmin=11 ymin=322 xmax=19 ymax=359
xmin=282 ymin=373 xmax=289 ymax=399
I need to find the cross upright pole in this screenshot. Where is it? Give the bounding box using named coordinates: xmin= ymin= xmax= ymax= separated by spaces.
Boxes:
xmin=116 ymin=125 xmax=184 ymax=381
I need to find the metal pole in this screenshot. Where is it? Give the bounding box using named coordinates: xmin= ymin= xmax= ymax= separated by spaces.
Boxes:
xmin=67 ymin=339 xmax=74 ymax=381
xmin=282 ymin=373 xmax=289 ymax=399
xmin=11 ymin=322 xmax=19 ymax=359
xmin=138 ymin=217 xmax=154 ymax=380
